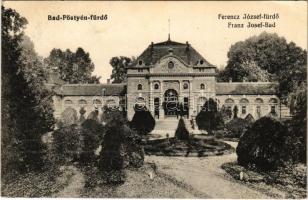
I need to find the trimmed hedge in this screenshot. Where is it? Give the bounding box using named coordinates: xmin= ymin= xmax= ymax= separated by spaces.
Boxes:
xmin=175 ymin=117 xmax=189 ymax=140
xmin=225 ymin=118 xmax=252 ymax=138
xmin=130 ymin=109 xmax=155 ymax=135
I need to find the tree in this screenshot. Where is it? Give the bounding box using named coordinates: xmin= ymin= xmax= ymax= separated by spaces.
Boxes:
xmin=218 ymin=61 xmax=271 ymax=82
xmin=236 ymin=117 xmax=290 ymax=171
xmin=2 ymin=6 xmax=54 ymax=174
xmin=109 ymin=56 xmax=133 ymax=83
xmin=218 ymin=32 xmax=307 ymax=82
xmin=45 ymin=48 xmax=101 ymax=84
xmin=233 ymin=105 xmax=238 ymax=119
xmin=130 ymin=107 xmax=155 ymax=135
xmin=195 ymin=98 xmax=224 ymax=133
xmin=175 ymin=118 xmax=190 ymax=140
xmin=99 ymin=109 xmax=144 ymax=183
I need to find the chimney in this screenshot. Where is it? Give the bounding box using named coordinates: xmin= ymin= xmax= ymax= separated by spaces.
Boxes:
xmin=107 ymin=79 xmax=110 ymax=84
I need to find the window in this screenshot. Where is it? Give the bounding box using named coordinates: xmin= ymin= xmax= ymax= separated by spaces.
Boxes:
xmin=93 ymin=99 xmax=102 ymax=105
xmin=239 ymin=98 xmax=249 ymax=104
xmin=199 ymin=68 xmax=205 ymax=72
xmin=154 ymin=83 xmax=159 ymax=90
xmin=271 ymin=106 xmax=276 ymax=114
xmin=255 ymin=98 xmax=264 ymax=104
xmin=200 ymin=60 xmax=204 ymax=65
xmin=138 ymin=60 xmax=143 ymax=65
xmin=79 ymin=99 xmax=87 ymax=105
xmin=137 ymin=84 xmax=142 ymax=90
xmin=64 ymin=99 xmax=73 ymax=104
xmin=168 ymin=61 xmax=174 ymax=69
xmin=200 ymin=83 xmax=205 ymax=90
xmin=138 ymin=69 xmax=143 ymax=72
xmin=183 ymin=83 xmax=188 ymax=89
xmin=256 ymin=106 xmax=261 ymax=118
xmin=102 ymin=88 xmax=106 ymax=96
xmin=242 ymin=106 xmax=246 ymax=114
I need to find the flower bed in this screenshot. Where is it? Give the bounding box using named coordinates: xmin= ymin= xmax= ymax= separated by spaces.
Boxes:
xmin=144 ymin=137 xmax=234 ymax=157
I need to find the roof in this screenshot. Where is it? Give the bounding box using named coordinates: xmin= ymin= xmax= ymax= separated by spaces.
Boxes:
xmin=54 ymin=84 xmax=126 ymax=96
xmin=215 ymin=82 xmax=278 ymax=95
xmin=130 ymin=39 xmax=215 ymax=68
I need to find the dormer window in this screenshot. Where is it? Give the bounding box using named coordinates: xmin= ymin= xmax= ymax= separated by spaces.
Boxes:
xmin=138 ymin=60 xmax=143 ymax=65
xmin=168 ymin=61 xmax=174 ymax=69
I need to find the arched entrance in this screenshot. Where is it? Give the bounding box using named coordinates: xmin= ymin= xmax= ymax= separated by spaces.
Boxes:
xmin=163 ymin=89 xmax=178 ymax=117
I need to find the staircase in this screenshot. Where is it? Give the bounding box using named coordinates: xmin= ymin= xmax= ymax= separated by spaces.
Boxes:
xmin=150 ymin=117 xmax=206 ymax=138
xmin=151 ymin=118 xmax=179 ymax=137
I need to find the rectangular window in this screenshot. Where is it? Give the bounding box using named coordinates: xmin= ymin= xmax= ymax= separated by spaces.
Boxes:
xmin=138 ymin=69 xmax=143 ymax=72
xmin=271 ymin=106 xmax=276 ymax=114
xmin=242 ymin=106 xmax=246 ymax=114
xmin=256 ymin=106 xmax=261 ymax=118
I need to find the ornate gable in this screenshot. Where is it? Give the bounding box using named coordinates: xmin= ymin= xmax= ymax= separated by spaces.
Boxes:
xmin=150 ymin=55 xmax=192 ymax=74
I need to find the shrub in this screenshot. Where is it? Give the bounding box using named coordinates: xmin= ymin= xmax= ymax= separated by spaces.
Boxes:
xmin=60 ymin=107 xmax=78 ymax=126
xmin=78 ymin=107 xmax=86 ymax=124
xmin=130 ymin=108 xmax=155 ymax=135
xmin=220 ymin=105 xmax=233 ymax=122
xmin=245 ymin=114 xmax=255 ymax=123
xmin=87 ymin=110 xmax=99 ymax=122
xmin=175 ymin=118 xmax=190 ymax=140
xmin=233 ymin=105 xmax=239 ymax=118
xmin=99 ymin=109 xmax=144 ymax=183
xmin=51 ymin=122 xmax=102 ymax=165
xmin=225 ymin=118 xmax=252 ymax=138
xmin=196 ymin=98 xmax=224 ymax=134
xmin=236 ymin=117 xmax=290 ymax=171
xmin=51 ymin=125 xmax=82 ymax=164
xmin=81 ymin=119 xmax=105 ymax=141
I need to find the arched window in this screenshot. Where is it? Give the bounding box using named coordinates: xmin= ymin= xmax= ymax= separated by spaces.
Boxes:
xmin=200 ymin=60 xmax=204 ymax=65
xmin=78 ymin=99 xmax=87 ymax=105
xmin=154 ymin=83 xmax=159 ymax=90
xmin=137 ymin=84 xmax=142 ymax=90
xmin=239 ymin=98 xmax=249 ymax=104
xmin=255 ymin=98 xmax=264 ymax=104
xmin=93 ymin=99 xmax=102 ymax=105
xmin=138 ymin=60 xmax=143 ymax=65
xmin=200 ymin=83 xmax=205 ymax=90
xmin=106 ymin=99 xmax=116 ymax=107
xmin=225 ymin=98 xmax=234 ymax=104
xmin=64 ymin=99 xmax=73 ymax=104
xmin=269 ymin=98 xmax=278 ymax=104
xmin=183 ymin=83 xmax=189 ymax=90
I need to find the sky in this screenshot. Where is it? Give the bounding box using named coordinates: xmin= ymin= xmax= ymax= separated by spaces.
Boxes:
xmin=4 ymin=1 xmax=307 ymax=83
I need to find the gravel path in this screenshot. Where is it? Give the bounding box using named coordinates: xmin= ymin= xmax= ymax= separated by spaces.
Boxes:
xmin=53 ymin=166 xmax=85 ymax=198
xmin=146 ymin=141 xmax=271 ymax=198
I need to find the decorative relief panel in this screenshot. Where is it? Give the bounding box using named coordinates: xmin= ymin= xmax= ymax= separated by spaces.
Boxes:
xmin=151 ymin=56 xmax=191 ymax=74
xmin=163 ymin=81 xmax=180 ymax=92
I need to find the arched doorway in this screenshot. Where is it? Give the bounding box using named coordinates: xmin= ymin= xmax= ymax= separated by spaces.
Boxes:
xmin=163 ymin=89 xmax=178 ymax=117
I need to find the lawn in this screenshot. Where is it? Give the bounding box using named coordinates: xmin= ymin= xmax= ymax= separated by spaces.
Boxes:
xmin=222 ymin=162 xmax=307 ymax=199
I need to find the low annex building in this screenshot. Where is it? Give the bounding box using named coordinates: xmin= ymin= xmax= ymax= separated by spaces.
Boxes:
xmin=48 ymin=38 xmax=290 ymax=123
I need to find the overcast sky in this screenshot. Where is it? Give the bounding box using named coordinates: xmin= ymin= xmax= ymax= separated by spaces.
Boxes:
xmin=4 ymin=1 xmax=307 ymax=83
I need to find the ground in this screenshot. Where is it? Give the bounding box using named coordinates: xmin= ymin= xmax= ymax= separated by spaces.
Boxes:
xmin=2 ymin=141 xmax=305 ymax=198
